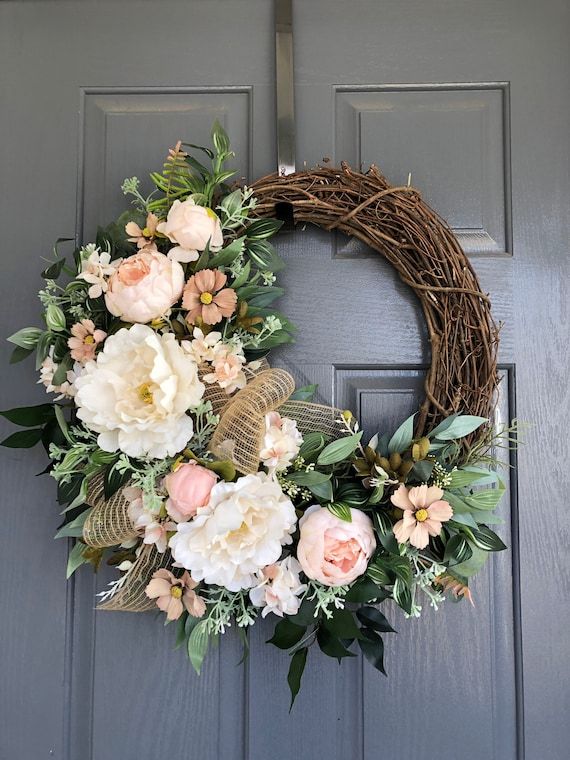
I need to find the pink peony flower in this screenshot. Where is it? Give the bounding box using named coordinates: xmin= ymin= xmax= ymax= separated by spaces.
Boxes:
xmin=104 ymin=246 xmax=185 ymax=323
xmin=164 ymin=461 xmax=218 ymax=522
xmin=182 ymin=269 xmax=237 ymax=326
xmin=67 ymin=319 xmax=106 ymax=362
xmin=145 ymin=568 xmax=206 ymax=621
xmin=297 ymin=506 xmax=376 ymax=586
xmin=203 ymin=345 xmax=246 ymax=394
xmin=125 ymin=212 xmax=159 ymax=249
xmin=391 ymin=484 xmax=453 ymax=549
xmin=156 ymin=197 xmax=224 ymax=263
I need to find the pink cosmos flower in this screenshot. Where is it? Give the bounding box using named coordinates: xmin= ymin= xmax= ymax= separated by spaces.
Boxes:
xmin=145 ymin=568 xmax=206 ymax=621
xmin=182 ymin=269 xmax=237 ymax=325
xmin=67 ymin=319 xmax=106 ymax=362
xmin=391 ymin=484 xmax=453 ymax=549
xmin=125 ymin=212 xmax=159 ymax=249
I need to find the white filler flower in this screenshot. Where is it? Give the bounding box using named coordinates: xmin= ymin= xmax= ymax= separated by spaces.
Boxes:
xmin=74 ymin=324 xmax=204 ymax=458
xmin=170 ymin=473 xmax=297 ymax=591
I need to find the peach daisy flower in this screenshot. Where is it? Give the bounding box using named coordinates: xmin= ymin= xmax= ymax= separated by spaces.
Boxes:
xmin=125 ymin=212 xmax=159 ymax=249
xmin=391 ymin=484 xmax=453 ymax=549
xmin=67 ymin=319 xmax=106 ymax=362
xmin=182 ymin=268 xmax=237 ymax=325
xmin=145 ymin=568 xmax=206 ymax=621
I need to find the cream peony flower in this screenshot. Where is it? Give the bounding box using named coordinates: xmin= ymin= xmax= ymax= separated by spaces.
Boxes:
xmin=259 ymin=411 xmax=303 ymax=472
xmin=169 ymin=473 xmax=297 ymax=591
xmin=74 ymin=324 xmax=204 ymax=459
xmin=157 ymin=198 xmax=224 ymax=263
xmin=249 ymin=557 xmax=307 ymax=618
xmin=104 ymin=246 xmax=184 ymax=324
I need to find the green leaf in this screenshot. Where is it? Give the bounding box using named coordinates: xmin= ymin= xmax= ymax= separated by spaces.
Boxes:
xmin=211 ymin=120 xmax=231 ymax=155
xmin=175 ymin=612 xmax=189 ymax=649
xmin=370 ymin=554 xmax=412 ymax=586
xmin=326 ymin=502 xmax=352 ymax=522
xmin=393 ymin=578 xmax=413 ymax=614
xmin=287 ymin=647 xmax=308 ymax=710
xmin=468 ymin=525 xmax=507 ymax=552
xmin=209 ymin=236 xmax=246 ymax=268
xmin=35 ymin=331 xmax=54 ymax=369
xmin=388 ymin=414 xmax=415 ymax=455
xmin=52 ymin=353 xmax=73 ymax=386
xmin=366 ymin=561 xmax=391 ymax=587
xmin=187 ymin=620 xmax=211 ymax=674
xmin=45 ymin=304 xmax=66 ymax=332
xmin=10 ymin=345 xmax=34 ymax=364
xmin=246 ymin=218 xmax=283 ymax=240
xmin=358 ymin=628 xmax=387 ymax=675
xmin=7 ymin=327 xmax=42 ymax=349
xmin=267 ymin=619 xmax=307 ymax=650
xmin=289 ymin=384 xmax=318 ymax=402
xmin=42 ymin=258 xmax=66 ymax=280
xmin=323 ymin=608 xmax=363 ymax=640
xmin=430 ymin=414 xmax=488 ymax=441
xmin=462 ymin=488 xmax=505 ymax=511
xmin=345 ymin=578 xmax=389 ymax=603
xmin=219 ymin=188 xmax=243 ymax=217
xmin=316 ymin=627 xmax=356 ymax=659
xmin=247 ymin=286 xmax=285 ymax=309
xmin=335 ymin=481 xmax=370 ymax=507
xmin=1 ymin=428 xmax=43 ymax=448
xmin=443 ymin=534 xmax=473 ymax=566
xmin=447 ymin=468 xmax=494 ymax=489
xmin=452 ymin=544 xmax=489 ymax=579
xmin=308 ymin=479 xmax=333 ymax=502
xmin=54 ymin=405 xmax=73 ymax=444
xmin=286 ymin=470 xmax=331 ymax=487
xmin=0 ymin=404 xmax=54 ymax=427
xmin=104 ymin=465 xmax=130 ymax=500
xmin=55 ymin=508 xmax=92 ymax=539
xmin=448 ymin=514 xmax=480 ymax=530
xmin=66 ymin=541 xmax=89 ymax=578
xmin=298 ymin=431 xmax=326 ymax=461
xmin=287 ymin=597 xmax=318 ymax=626
xmin=317 ymin=432 xmax=362 ymax=466
xmin=356 ymin=606 xmax=396 ymax=633
xmin=246 ymin=240 xmax=285 ymax=271
xmin=231 ymin=260 xmax=251 ymax=288
xmin=409 ymin=459 xmax=434 ymax=482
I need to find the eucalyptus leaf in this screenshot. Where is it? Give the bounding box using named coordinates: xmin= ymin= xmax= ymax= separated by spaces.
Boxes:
xmin=289 ymin=384 xmax=318 ymax=402
xmin=286 ymin=470 xmax=331 ymax=487
xmin=430 ymin=414 xmax=488 ymax=441
xmin=66 ymin=541 xmax=89 ymax=579
xmin=387 ymin=414 xmax=415 ymax=455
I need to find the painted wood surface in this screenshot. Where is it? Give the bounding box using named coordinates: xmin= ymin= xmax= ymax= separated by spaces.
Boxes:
xmin=0 ymin=1 xmax=568 ymax=758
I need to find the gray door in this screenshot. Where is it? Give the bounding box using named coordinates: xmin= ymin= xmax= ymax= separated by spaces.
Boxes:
xmin=1 ymin=2 xmax=568 ymax=759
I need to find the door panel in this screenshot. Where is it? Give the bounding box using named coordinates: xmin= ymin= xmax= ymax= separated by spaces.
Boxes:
xmin=1 ymin=2 xmax=568 ymax=759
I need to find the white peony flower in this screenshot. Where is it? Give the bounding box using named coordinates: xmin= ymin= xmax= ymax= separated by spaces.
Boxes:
xmin=74 ymin=324 xmax=204 ymax=459
xmin=77 ymin=245 xmax=120 ymax=299
xmin=169 ymin=472 xmax=297 ymax=591
xmin=259 ymin=411 xmax=303 ymax=472
xmin=249 ymin=556 xmax=307 ymax=618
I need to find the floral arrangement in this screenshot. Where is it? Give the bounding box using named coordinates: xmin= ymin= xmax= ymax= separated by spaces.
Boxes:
xmin=2 ymin=123 xmax=512 ymax=705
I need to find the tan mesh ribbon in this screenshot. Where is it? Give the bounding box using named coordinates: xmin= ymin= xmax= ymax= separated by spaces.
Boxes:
xmin=82 ymin=361 xmax=346 ymax=611
xmin=98 ymin=546 xmax=173 ymax=612
xmin=83 ymin=472 xmax=138 ymax=549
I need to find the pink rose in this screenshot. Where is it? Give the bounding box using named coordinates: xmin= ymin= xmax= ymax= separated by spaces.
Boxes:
xmin=104 ymin=246 xmax=184 ymax=323
xmin=156 ymin=198 xmax=224 ymax=263
xmin=164 ymin=462 xmax=218 ymax=522
xmin=297 ymin=506 xmax=376 ymax=586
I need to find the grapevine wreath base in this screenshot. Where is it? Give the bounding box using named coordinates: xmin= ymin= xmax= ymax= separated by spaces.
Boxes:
xmin=3 ymin=123 xmax=512 ymax=704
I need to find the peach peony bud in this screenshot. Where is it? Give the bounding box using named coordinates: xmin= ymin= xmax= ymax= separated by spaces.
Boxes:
xmin=164 ymin=461 xmax=218 ymax=522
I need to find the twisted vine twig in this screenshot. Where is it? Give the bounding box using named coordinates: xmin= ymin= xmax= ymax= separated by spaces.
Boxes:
xmin=250 ymin=163 xmax=500 ymax=436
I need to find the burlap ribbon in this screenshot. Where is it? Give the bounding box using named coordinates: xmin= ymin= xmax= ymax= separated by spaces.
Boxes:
xmin=82 ymin=363 xmax=346 ymax=611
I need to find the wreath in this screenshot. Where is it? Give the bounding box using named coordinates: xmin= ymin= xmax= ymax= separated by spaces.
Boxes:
xmin=2 ymin=122 xmax=513 ymax=705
